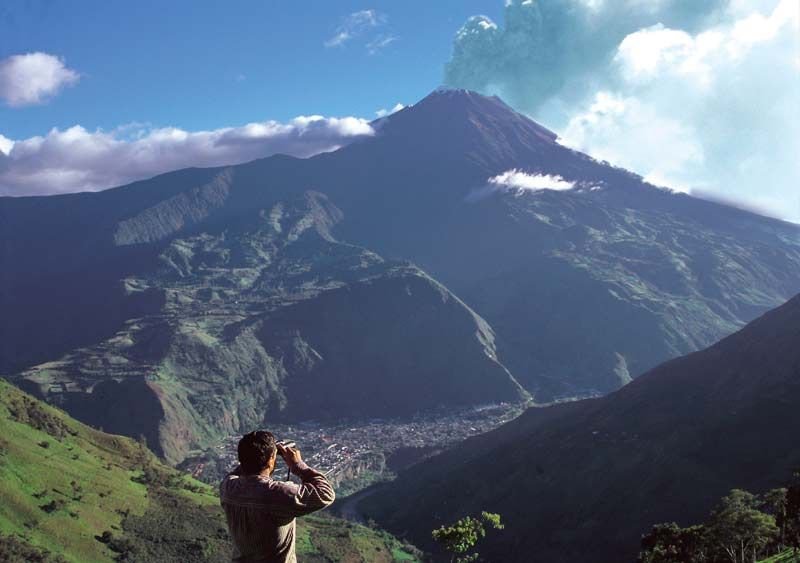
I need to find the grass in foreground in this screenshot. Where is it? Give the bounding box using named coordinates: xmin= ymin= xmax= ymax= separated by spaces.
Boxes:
xmin=0 ymin=379 xmax=422 ymax=562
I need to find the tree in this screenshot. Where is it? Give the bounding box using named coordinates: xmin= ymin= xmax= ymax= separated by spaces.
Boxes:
xmin=760 ymin=488 xmax=788 ymax=551
xmin=639 ymin=522 xmax=708 ymax=563
xmin=431 ymin=511 xmax=504 ymax=563
xmin=707 ymin=490 xmax=778 ymax=563
xmin=786 ymin=470 xmax=800 ymax=554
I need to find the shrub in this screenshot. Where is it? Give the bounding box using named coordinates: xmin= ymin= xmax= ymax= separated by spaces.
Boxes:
xmin=0 ymin=533 xmax=68 ymax=563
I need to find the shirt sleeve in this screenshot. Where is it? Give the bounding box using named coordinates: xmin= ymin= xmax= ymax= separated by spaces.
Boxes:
xmin=270 ymin=461 xmax=336 ymax=518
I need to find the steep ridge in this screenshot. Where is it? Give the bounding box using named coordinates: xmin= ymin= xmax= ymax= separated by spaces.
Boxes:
xmin=361 ymin=294 xmax=800 ymax=562
xmin=6 ymin=185 xmax=525 ymax=463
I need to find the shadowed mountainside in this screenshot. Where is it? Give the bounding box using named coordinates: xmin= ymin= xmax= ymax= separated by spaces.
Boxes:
xmin=311 ymin=89 xmax=800 ymax=398
xmin=4 ymin=187 xmax=525 ymax=463
xmin=1 ymin=89 xmax=799 ymax=461
xmin=361 ymin=294 xmax=800 ymax=562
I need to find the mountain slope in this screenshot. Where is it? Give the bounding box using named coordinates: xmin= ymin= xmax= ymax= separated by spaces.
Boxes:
xmin=0 ymin=378 xmax=423 ymax=562
xmin=0 ymin=377 xmax=230 ymax=562
xmin=309 ymin=89 xmax=800 ymax=398
xmin=2 ymin=88 xmax=799 ymax=456
xmin=5 ymin=186 xmax=525 ymax=463
xmin=361 ymin=294 xmax=800 ymax=562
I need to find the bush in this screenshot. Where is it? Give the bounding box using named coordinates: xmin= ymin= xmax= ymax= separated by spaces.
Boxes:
xmin=432 ymin=511 xmax=504 ymax=563
xmin=115 ymin=488 xmax=230 ymax=562
xmin=39 ymin=499 xmax=66 ymax=514
xmin=0 ymin=533 xmax=68 ymax=562
xmin=7 ymin=396 xmax=73 ymax=439
xmin=640 ymin=487 xmax=789 ymax=563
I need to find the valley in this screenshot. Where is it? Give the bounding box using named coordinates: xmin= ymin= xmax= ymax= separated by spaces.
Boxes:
xmin=3 ymin=0 xmax=798 ymax=560
xmin=181 ymin=402 xmax=526 ymax=495
xmin=2 ymin=87 xmax=798 ymax=563
xmin=4 ymin=92 xmax=798 ymax=462
xmin=362 ymin=294 xmax=800 ymax=562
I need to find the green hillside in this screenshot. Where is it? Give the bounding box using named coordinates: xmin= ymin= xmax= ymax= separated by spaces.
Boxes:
xmin=0 ymin=379 xmax=420 ymax=562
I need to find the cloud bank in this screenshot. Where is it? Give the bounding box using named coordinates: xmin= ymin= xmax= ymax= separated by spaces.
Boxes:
xmin=446 ymin=0 xmax=800 ymax=222
xmin=0 ymin=52 xmax=80 ymax=107
xmin=445 ymin=0 xmax=727 ymax=114
xmin=0 ymin=116 xmax=373 ymax=196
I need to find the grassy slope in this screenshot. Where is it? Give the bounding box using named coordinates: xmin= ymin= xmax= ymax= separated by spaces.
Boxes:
xmin=0 ymin=377 xmax=224 ymax=562
xmin=0 ymin=379 xmax=421 ymax=562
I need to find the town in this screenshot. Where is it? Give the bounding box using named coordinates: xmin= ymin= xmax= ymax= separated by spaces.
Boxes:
xmin=182 ymin=402 xmax=526 ymax=493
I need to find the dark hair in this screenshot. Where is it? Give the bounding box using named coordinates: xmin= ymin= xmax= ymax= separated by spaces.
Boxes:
xmin=238 ymin=431 xmax=277 ymax=475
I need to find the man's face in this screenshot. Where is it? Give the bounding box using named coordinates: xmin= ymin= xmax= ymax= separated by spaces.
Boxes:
xmin=265 ymin=452 xmax=277 ymax=476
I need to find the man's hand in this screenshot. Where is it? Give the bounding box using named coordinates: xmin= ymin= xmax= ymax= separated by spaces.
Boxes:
xmin=277 ymin=442 xmax=303 ymax=469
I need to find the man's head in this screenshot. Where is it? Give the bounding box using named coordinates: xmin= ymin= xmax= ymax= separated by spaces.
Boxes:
xmin=238 ymin=430 xmax=277 ymax=476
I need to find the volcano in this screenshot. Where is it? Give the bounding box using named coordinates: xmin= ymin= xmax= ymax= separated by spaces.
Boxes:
xmin=2 ymin=89 xmax=799 ymax=461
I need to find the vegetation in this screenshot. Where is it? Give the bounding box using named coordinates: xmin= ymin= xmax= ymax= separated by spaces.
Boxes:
xmin=0 ymin=379 xmax=422 ymax=562
xmin=640 ymin=472 xmax=800 ymax=563
xmin=431 ymin=512 xmax=504 ymax=563
xmin=301 ymin=516 xmax=423 ymax=563
xmin=0 ymin=533 xmax=68 ymax=562
xmin=758 ymin=549 xmax=800 ymax=562
xmin=0 ymin=378 xmax=227 ymax=562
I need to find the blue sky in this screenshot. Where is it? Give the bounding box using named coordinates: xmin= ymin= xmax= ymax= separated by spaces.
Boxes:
xmin=0 ymin=0 xmax=798 ymax=222
xmin=0 ymin=0 xmax=502 ymax=138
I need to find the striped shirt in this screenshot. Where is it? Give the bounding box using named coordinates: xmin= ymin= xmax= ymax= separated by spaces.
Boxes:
xmin=219 ymin=462 xmax=335 ymax=563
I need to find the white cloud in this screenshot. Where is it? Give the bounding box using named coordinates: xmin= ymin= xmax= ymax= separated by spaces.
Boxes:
xmin=375 ymin=103 xmax=405 ymax=118
xmin=561 ymin=92 xmax=703 ymax=195
xmin=324 ymin=31 xmax=352 ymax=48
xmin=468 ymin=170 xmax=575 ymax=201
xmin=489 ymin=170 xmax=575 ymax=192
xmin=447 ymin=0 xmax=800 ymax=223
xmin=325 ymin=10 xmax=386 ymax=48
xmin=615 ymin=25 xmax=713 ymax=83
xmin=0 ymin=134 xmax=13 ymax=155
xmin=0 ymin=116 xmax=374 ymax=197
xmin=455 ymin=15 xmax=500 ymax=42
xmin=366 ymin=34 xmax=398 ymax=55
xmin=559 ymin=0 xmax=800 ymax=221
xmin=0 ymin=52 xmax=80 ymax=107
xmin=446 ymin=0 xmax=730 ymax=115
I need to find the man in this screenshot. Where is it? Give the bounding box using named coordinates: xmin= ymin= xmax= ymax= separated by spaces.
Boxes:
xmin=220 ymin=430 xmax=336 ymax=562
